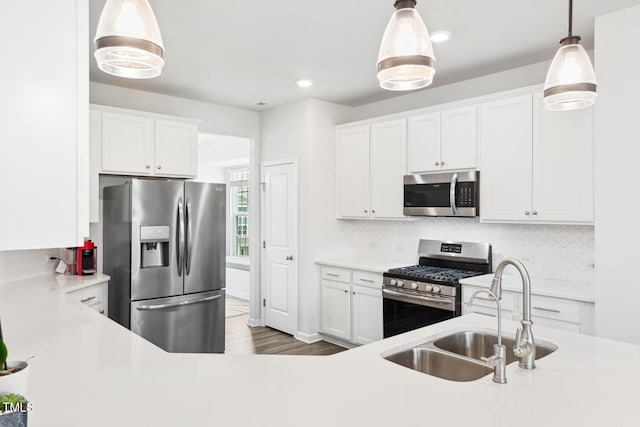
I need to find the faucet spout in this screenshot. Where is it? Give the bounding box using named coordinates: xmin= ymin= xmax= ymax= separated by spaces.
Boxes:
xmin=492 ymin=258 xmax=536 ymax=369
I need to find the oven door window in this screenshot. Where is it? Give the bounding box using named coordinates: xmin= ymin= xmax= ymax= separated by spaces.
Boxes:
xmin=404 ymin=183 xmax=451 ymax=208
xmin=383 ymin=297 xmax=455 ymax=338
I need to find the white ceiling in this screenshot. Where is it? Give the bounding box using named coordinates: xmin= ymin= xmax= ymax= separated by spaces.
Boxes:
xmin=89 ymin=0 xmax=640 ymax=111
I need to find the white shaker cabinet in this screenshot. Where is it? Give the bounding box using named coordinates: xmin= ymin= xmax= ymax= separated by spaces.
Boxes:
xmin=351 ymin=284 xmax=383 ymax=345
xmin=370 ymin=119 xmax=407 ymax=218
xmin=532 ymin=93 xmax=594 ymax=223
xmin=407 ymin=105 xmax=477 ymax=173
xmin=155 ymin=120 xmax=198 ymax=177
xmin=101 ymin=112 xmax=155 ymax=175
xmin=479 ymin=94 xmax=534 ymax=222
xmin=320 ymin=279 xmax=352 ymax=341
xmin=336 ymin=126 xmax=370 ymax=218
xmin=336 ymin=120 xmax=406 ymax=219
xmin=0 ymin=0 xmax=89 ymax=250
xmin=480 ymin=92 xmax=594 ymax=224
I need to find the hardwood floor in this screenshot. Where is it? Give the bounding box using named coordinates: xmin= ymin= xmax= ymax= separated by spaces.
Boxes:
xmin=225 ymin=297 xmax=346 ymax=356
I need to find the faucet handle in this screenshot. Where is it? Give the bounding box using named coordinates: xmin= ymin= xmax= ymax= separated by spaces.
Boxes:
xmin=515 ymin=327 xmax=522 ymax=345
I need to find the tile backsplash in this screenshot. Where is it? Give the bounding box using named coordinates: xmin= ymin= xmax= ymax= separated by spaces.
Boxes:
xmin=0 ymin=248 xmax=61 ymax=285
xmin=339 ymin=218 xmax=595 ymax=284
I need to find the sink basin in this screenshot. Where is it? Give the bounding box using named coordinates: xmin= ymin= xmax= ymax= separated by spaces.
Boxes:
xmin=384 ymin=348 xmax=493 ymax=382
xmin=433 ymin=331 xmax=557 ymax=365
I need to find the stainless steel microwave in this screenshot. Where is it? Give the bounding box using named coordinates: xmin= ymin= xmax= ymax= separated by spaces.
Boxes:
xmin=404 ymin=171 xmax=479 ymax=217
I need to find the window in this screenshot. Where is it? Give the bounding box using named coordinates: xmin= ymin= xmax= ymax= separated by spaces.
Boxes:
xmin=230 ymin=168 xmax=249 ymax=256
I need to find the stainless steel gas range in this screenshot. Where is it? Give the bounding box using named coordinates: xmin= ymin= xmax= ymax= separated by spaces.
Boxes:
xmin=382 ymin=239 xmax=492 ymax=338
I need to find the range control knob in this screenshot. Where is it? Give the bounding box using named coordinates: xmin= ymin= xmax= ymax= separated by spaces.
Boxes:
xmin=397 ymin=280 xmax=404 ymax=287
xmin=432 ymin=286 xmax=441 ymax=293
xmin=425 ymin=284 xmax=433 ymax=292
xmin=390 ymin=279 xmax=397 ymax=286
xmin=410 ymin=282 xmax=419 ymax=290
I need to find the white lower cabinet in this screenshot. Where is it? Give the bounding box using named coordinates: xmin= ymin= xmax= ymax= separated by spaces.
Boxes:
xmin=320 ymin=266 xmax=383 ymax=345
xmin=462 ymin=284 xmax=594 ymax=334
xmin=66 ymin=281 xmax=109 ymax=316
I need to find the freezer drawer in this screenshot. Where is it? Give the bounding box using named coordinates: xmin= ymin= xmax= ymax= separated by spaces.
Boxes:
xmin=130 ymin=289 xmax=225 ymax=353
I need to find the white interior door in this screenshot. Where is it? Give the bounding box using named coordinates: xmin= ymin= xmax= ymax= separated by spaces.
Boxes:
xmin=261 ymin=161 xmax=297 ymax=335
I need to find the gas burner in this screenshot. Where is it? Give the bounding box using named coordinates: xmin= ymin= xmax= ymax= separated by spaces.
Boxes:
xmin=386 ymin=265 xmax=485 ymax=284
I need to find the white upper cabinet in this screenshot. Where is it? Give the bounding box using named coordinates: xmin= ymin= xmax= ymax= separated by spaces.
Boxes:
xmin=155 ymin=120 xmax=198 ymax=177
xmin=370 ymin=119 xmax=407 ymax=218
xmin=93 ymin=106 xmax=199 ymax=179
xmin=440 ymin=105 xmax=478 ymax=171
xmin=336 ymin=120 xmax=406 ymax=219
xmin=101 ymin=112 xmax=155 ymax=175
xmin=480 ymin=92 xmax=594 ymax=224
xmin=408 ymin=112 xmax=441 ymax=173
xmin=479 ymin=94 xmax=534 ymax=222
xmin=407 ymin=105 xmax=477 ymax=173
xmin=336 ymin=125 xmax=370 ymax=218
xmin=0 ymin=0 xmax=88 ymax=250
xmin=532 ymin=93 xmax=594 ymax=223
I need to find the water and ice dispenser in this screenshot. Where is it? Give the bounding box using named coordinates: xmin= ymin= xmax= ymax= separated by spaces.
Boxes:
xmin=140 ymin=226 xmax=170 ymax=268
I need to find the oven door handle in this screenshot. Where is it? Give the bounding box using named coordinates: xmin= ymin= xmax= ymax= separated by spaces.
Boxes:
xmin=450 ymin=173 xmax=458 ymax=216
xmin=383 ymin=289 xmax=455 ymax=311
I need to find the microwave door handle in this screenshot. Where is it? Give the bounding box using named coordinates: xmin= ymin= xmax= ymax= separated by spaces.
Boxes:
xmin=450 ymin=173 xmax=458 ymax=216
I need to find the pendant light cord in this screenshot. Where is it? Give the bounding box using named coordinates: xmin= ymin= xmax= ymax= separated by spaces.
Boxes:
xmin=568 ymin=0 xmax=573 ymax=37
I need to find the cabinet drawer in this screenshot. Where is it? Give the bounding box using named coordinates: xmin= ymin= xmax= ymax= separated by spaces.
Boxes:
xmin=531 ymin=316 xmax=580 ymax=333
xmin=320 ymin=266 xmax=350 ymax=284
xmin=530 ymin=295 xmax=580 ymax=323
xmin=462 ymin=286 xmax=516 ymax=312
xmin=68 ymin=285 xmax=103 ymax=305
xmin=352 ymin=270 xmax=383 ymax=289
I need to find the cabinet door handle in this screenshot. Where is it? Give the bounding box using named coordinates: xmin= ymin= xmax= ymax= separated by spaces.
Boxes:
xmin=364 ymin=210 xmax=368 ymax=213
xmin=157 ymin=165 xmax=162 ymax=170
xmin=344 ymin=290 xmax=348 ymax=294
xmin=440 ymin=161 xmax=446 ymax=166
xmin=359 ymin=278 xmax=375 ymax=283
xmin=145 ymin=164 xmax=150 ymax=169
xmin=532 ymin=211 xmax=538 ymax=216
xmin=435 ymin=161 xmax=440 ymax=166
xmin=533 ymin=306 xmax=561 ymax=314
xmin=371 ymin=210 xmax=376 ymax=214
xmin=525 ymin=211 xmax=531 ymax=216
xmin=326 ymin=273 xmax=340 ymax=277
xmin=80 ymin=296 xmax=96 ymax=303
xmin=352 ymin=291 xmax=356 ymax=295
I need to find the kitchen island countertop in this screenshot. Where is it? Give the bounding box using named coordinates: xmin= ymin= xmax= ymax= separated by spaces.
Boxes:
xmin=0 ymin=273 xmax=636 ymax=426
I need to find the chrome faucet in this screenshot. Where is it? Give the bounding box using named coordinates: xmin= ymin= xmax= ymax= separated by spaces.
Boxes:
xmin=491 ymin=258 xmax=536 ymax=369
xmin=466 ymin=289 xmax=507 ymax=384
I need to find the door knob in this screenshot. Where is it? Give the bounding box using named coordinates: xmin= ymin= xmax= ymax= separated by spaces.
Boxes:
xmin=286 ymin=255 xmax=294 ymax=261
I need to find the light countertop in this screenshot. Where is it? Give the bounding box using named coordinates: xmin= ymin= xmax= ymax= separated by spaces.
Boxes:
xmin=0 ymin=273 xmax=636 ymax=426
xmin=315 ymin=256 xmax=413 ymax=273
xmin=460 ymin=274 xmax=595 ymax=303
xmin=46 ymin=273 xmax=110 ymax=293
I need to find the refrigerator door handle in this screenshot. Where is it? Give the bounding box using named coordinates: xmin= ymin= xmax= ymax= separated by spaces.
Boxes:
xmin=186 ymin=200 xmax=193 ymax=275
xmin=177 ymin=198 xmax=185 ymax=277
xmin=135 ymin=294 xmax=221 ymax=311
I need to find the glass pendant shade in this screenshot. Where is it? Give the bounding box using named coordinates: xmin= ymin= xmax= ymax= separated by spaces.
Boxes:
xmin=94 ymin=0 xmax=165 ymax=79
xmin=377 ymin=5 xmax=435 ymax=91
xmin=543 ymin=42 xmax=596 ymax=111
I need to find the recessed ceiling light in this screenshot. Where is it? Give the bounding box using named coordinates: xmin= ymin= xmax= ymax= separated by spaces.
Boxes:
xmin=296 ymin=79 xmax=313 ymax=88
xmin=430 ymin=31 xmax=452 ymax=43
xmin=256 ymin=101 xmax=268 ymax=106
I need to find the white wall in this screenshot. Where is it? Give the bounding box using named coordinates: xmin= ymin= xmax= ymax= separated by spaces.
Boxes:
xmin=90 ymin=82 xmax=260 ymax=140
xmin=594 ymin=6 xmax=640 ymax=344
xmin=260 ymin=99 xmax=353 ymax=339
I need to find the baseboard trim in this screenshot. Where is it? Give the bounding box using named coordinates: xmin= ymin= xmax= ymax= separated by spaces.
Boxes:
xmin=319 ymin=334 xmax=357 ymax=349
xmin=226 ymin=289 xmax=250 ymax=301
xmin=294 ymin=331 xmax=323 ymax=344
xmin=247 ymin=317 xmax=263 ymax=327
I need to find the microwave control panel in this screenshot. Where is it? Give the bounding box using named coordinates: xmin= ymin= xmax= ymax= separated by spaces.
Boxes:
xmin=456 ymin=182 xmax=476 ymax=207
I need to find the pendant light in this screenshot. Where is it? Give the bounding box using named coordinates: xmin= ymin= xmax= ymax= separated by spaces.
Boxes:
xmin=94 ymin=0 xmax=165 ymax=79
xmin=543 ymin=0 xmax=596 ymax=111
xmin=377 ymin=0 xmax=435 ymax=91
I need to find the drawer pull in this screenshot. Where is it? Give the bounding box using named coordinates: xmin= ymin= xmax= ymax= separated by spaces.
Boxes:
xmin=359 ymin=278 xmax=375 ymax=283
xmin=326 ymin=273 xmax=340 ymax=277
xmin=80 ymin=296 xmax=97 ymax=303
xmin=533 ymin=306 xmax=561 ymax=314
xmin=474 ymin=311 xmax=497 ymax=318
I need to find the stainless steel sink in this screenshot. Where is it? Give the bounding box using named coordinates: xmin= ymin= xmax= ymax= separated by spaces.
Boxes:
xmin=433 ymin=331 xmax=557 ymax=365
xmin=382 ymin=330 xmax=558 ymax=382
xmin=384 ymin=348 xmax=493 ymax=382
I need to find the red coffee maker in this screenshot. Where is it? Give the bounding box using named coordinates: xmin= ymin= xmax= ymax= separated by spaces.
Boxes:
xmin=76 ymin=239 xmax=97 ymax=276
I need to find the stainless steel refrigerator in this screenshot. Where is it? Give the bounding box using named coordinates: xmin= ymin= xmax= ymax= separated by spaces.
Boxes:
xmin=103 ymin=179 xmax=225 ymax=353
